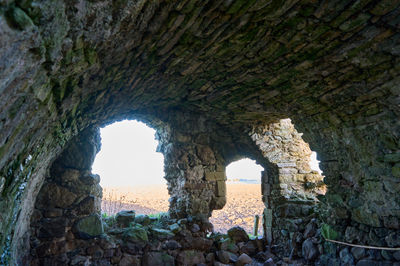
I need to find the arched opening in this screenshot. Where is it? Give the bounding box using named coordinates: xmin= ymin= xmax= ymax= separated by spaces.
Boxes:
xmin=210 ymin=158 xmax=264 ymax=235
xmin=92 ymin=120 xmax=168 ymax=216
xmin=310 ymin=151 xmax=323 ymax=175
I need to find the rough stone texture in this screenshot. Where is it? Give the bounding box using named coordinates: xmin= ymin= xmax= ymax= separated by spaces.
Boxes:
xmin=251 ymin=119 xmax=325 ymax=252
xmin=74 ymin=215 xmax=103 ymax=239
xmin=227 ymin=226 xmax=250 ymax=243
xmin=115 ymin=210 xmax=136 ymax=228
xmin=0 ymin=0 xmax=399 ymax=264
xmin=30 ymin=128 xmax=104 ymax=261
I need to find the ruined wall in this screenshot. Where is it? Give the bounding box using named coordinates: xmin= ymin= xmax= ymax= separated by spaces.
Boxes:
xmin=250 ymin=119 xmax=325 ymax=258
xmin=252 ymin=119 xmax=325 ymax=200
xmin=1 ymin=0 xmax=400 ymax=264
xmin=156 ymin=116 xmax=226 ymax=219
xmin=293 ymin=103 xmax=400 ymax=264
xmin=30 ymin=128 xmax=103 ymax=265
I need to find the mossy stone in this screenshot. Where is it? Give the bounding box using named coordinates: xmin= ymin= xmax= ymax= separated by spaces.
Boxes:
xmin=6 ymin=6 xmax=34 ymax=30
xmin=123 ymin=226 xmax=148 ymax=242
xmin=74 ymin=215 xmax=104 ymax=239
xmin=392 ymin=163 xmax=400 ymax=178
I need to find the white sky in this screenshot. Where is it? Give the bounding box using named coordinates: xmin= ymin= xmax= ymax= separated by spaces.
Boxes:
xmin=310 ymin=151 xmax=323 ymax=174
xmin=92 ymin=120 xmax=321 ymax=187
xmin=226 ymin=159 xmax=263 ymax=180
xmin=92 ymin=120 xmax=166 ymax=187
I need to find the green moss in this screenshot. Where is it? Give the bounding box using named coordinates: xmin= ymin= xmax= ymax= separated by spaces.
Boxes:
xmin=321 ymin=224 xmax=338 ymax=240
xmin=16 ymin=0 xmax=42 ymax=24
xmin=5 ymin=5 xmax=34 ymax=30
xmin=392 ymin=163 xmax=400 ymax=177
xmin=84 ymin=47 xmax=98 ymax=65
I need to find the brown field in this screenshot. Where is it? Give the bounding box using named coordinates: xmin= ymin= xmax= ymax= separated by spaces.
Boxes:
xmin=102 ymin=183 xmax=264 ymax=235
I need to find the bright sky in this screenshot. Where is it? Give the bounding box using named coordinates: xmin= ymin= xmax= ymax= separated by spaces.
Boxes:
xmin=92 ymin=120 xmax=321 ymax=187
xmin=226 ymin=159 xmax=263 ymax=180
xmin=92 ymin=120 xmax=165 ymax=187
xmin=310 ymin=151 xmax=323 ymax=174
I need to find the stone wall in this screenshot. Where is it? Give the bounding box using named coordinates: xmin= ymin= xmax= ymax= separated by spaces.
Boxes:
xmin=30 ymin=128 xmax=104 ymax=264
xmin=28 ymin=113 xmax=400 ymax=265
xmin=1 ymin=0 xmax=400 ymax=263
xmin=251 ymin=119 xmax=325 ymax=257
xmin=155 ymin=112 xmax=235 ymax=220
xmin=294 ymin=103 xmax=400 ymax=263
xmin=252 ymin=119 xmax=325 ymax=200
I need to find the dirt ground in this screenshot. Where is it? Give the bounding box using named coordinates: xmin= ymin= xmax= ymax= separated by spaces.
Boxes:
xmin=102 ymin=183 xmax=264 ymax=234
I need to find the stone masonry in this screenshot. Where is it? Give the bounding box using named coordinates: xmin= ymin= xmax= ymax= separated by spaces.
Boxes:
xmin=0 ymin=0 xmax=400 ymax=264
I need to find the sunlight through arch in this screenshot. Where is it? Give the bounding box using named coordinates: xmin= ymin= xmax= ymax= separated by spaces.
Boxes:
xmin=92 ymin=120 xmax=168 ymax=215
xmin=211 ymin=158 xmax=264 ymax=234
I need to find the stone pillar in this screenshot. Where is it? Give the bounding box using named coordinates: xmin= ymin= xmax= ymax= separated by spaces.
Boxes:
xmin=30 ymin=128 xmax=104 ymax=262
xmin=160 ymin=132 xmax=226 ymax=220
xmin=156 ymin=113 xmax=227 ymax=220
xmin=252 ymin=119 xmax=325 ymax=256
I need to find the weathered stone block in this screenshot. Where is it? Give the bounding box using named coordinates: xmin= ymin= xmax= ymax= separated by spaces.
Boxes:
xmin=77 ymin=196 xmax=101 ymax=215
xmin=352 ymin=208 xmax=381 ymax=227
xmin=236 ymin=253 xmax=252 ymax=265
xmin=135 ymin=214 xmax=151 ymax=226
xmin=277 ymin=162 xmax=296 ymax=167
xmin=295 ymin=174 xmax=306 ymax=182
xmin=150 ymin=228 xmax=174 ymax=240
xmin=119 ymin=254 xmax=141 ymax=266
xmin=169 ymin=223 xmax=181 ymax=233
xmin=228 ymin=226 xmax=249 ymax=243
xmin=385 ymin=232 xmax=400 ymax=248
xmin=196 ymin=145 xmax=216 ymax=165
xmin=176 ymin=250 xmax=205 ymax=265
xmin=74 ymin=215 xmax=103 ymax=239
xmin=279 ymin=167 xmax=298 ymax=174
xmin=384 ymin=153 xmax=400 ymax=163
xmin=143 ymin=252 xmax=174 ymax=266
xmin=264 ymin=208 xmax=273 ymax=227
xmin=205 ymin=171 xmax=225 ymax=181
xmin=261 ymin=183 xmax=271 ymax=196
xmin=216 ymin=180 xmax=226 ymax=196
xmin=36 ymin=183 xmax=77 ymax=209
xmin=123 ymin=226 xmax=149 ymax=242
xmin=213 ymin=196 xmax=226 ymax=209
xmin=116 ymin=210 xmax=136 ymax=227
xmin=302 ymin=238 xmax=319 ymax=261
xmin=38 ymin=217 xmax=68 ymax=239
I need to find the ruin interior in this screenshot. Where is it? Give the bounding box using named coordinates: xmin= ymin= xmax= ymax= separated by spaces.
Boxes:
xmin=0 ymin=0 xmax=399 ymax=265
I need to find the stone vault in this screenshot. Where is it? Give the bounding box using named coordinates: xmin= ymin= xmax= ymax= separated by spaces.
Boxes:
xmin=0 ymin=0 xmax=399 ymax=264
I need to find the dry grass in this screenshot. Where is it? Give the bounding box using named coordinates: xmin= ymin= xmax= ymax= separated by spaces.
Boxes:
xmin=101 ymin=183 xmax=264 ymax=234
xmin=102 ymin=188 xmax=138 ymax=216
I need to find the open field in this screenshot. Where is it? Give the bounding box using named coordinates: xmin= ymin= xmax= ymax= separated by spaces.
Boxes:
xmin=102 ymin=183 xmax=264 ymax=234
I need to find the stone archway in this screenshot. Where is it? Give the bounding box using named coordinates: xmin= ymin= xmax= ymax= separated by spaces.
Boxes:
xmin=1 ymin=1 xmax=400 ymax=264
xmin=251 ymin=118 xmax=325 ymax=257
xmin=210 ymin=158 xmax=264 ymax=234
